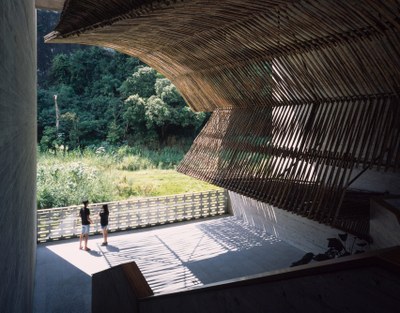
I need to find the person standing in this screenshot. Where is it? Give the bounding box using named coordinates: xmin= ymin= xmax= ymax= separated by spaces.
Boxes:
xmin=99 ymin=204 xmax=109 ymax=246
xmin=79 ymin=200 xmax=92 ymax=251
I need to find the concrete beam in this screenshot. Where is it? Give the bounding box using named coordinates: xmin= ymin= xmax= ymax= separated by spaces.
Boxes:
xmin=35 ymin=0 xmax=65 ymax=11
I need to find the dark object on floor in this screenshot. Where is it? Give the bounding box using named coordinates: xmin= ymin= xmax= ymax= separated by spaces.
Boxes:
xmin=313 ymin=253 xmax=332 ymax=261
xmin=290 ymin=252 xmax=315 ymax=267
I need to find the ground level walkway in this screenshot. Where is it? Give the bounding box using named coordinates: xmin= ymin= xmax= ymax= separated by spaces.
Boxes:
xmin=34 ymin=216 xmax=305 ymax=313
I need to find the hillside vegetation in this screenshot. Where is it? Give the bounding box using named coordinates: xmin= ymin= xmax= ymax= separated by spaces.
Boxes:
xmin=38 ymin=46 xmax=208 ymax=151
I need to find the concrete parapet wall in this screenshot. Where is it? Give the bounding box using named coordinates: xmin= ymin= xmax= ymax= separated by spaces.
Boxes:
xmin=139 ymin=265 xmax=400 ymax=313
xmin=0 ymin=1 xmax=37 ymax=312
xmin=227 ymin=192 xmax=340 ymax=253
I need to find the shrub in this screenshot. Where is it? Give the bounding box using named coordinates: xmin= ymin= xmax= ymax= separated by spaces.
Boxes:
xmin=130 ymin=182 xmax=157 ymax=197
xmin=37 ymin=160 xmax=113 ymax=208
xmin=117 ymin=155 xmax=154 ymax=171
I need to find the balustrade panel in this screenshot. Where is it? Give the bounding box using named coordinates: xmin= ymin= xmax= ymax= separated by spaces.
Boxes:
xmin=37 ymin=190 xmax=227 ymax=243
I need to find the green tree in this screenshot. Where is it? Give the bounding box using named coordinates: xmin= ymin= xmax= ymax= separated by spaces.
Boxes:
xmin=122 ymin=95 xmax=148 ymax=145
xmin=148 ymin=79 xmax=207 ymax=141
xmin=107 ymin=120 xmax=124 ymax=145
xmin=59 ymin=112 xmax=80 ymax=149
xmin=39 ymin=46 xmax=207 ymax=149
xmin=37 ymin=88 xmax=57 ymax=137
xmin=119 ymin=66 xmax=157 ymax=98
xmin=48 ymin=54 xmax=71 ymax=86
xmin=39 ymin=126 xmax=61 ymax=152
xmin=145 ymin=95 xmax=171 ymax=141
xmin=155 ymin=78 xmax=183 ymax=106
xmin=39 ymin=47 xmax=141 ymax=147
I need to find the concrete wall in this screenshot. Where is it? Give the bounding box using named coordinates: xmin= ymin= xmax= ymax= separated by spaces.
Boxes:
xmin=370 ymin=198 xmax=400 ymax=249
xmin=228 ymin=192 xmax=341 ymax=253
xmin=0 ymin=1 xmax=37 ymax=312
xmin=349 ymin=168 xmax=400 ymax=194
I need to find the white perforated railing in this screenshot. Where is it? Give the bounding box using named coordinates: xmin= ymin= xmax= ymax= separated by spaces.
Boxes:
xmin=37 ymin=189 xmax=228 ymax=243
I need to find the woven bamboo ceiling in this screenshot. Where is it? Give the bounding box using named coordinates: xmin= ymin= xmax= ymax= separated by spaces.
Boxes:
xmin=47 ymin=0 xmax=400 ymax=232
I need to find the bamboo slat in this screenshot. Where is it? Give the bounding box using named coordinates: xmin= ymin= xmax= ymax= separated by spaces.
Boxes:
xmin=178 ymin=101 xmax=399 ymax=230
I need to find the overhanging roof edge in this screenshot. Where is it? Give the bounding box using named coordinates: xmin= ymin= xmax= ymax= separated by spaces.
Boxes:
xmin=36 ymin=0 xmax=66 ymax=11
xmin=46 ymin=0 xmax=184 ymax=42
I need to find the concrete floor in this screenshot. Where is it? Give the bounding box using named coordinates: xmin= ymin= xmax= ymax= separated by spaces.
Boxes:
xmin=34 ymin=216 xmax=305 ymax=313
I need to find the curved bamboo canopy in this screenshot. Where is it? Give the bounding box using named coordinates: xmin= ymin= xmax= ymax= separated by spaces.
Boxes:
xmin=46 ymin=0 xmax=400 ymax=232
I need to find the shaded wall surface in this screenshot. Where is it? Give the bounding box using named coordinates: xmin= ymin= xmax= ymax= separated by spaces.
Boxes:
xmin=228 ymin=191 xmax=340 ymax=253
xmin=370 ymin=197 xmax=400 ymax=249
xmin=0 ymin=1 xmax=37 ymax=312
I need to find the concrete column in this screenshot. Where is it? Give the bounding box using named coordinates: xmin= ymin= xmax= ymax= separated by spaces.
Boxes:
xmin=0 ymin=1 xmax=37 ymax=312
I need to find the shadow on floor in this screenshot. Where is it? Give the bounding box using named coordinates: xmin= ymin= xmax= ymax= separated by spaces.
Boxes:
xmin=34 ymin=216 xmax=305 ymax=311
xmin=34 ymin=246 xmax=91 ymax=313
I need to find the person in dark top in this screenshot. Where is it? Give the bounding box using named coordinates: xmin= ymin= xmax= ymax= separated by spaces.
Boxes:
xmin=99 ymin=204 xmax=109 ymax=246
xmin=79 ymin=200 xmax=92 ymax=251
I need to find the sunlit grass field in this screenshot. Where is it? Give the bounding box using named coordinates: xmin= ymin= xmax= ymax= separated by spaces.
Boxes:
xmin=111 ymin=169 xmax=219 ymax=197
xmin=37 ymin=146 xmax=218 ymax=209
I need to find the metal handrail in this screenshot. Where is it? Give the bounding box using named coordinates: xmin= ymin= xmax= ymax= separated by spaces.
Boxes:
xmin=37 ymin=189 xmax=228 ymax=243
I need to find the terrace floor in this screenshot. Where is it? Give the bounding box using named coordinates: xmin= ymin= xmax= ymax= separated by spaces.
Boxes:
xmin=34 ymin=216 xmax=305 ymax=313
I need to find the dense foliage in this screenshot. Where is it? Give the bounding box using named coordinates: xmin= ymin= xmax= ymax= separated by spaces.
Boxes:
xmin=38 ymin=46 xmax=207 ymax=151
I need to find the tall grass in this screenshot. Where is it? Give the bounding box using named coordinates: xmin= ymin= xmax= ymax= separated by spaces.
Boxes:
xmin=37 ymin=145 xmax=217 ymax=209
xmin=115 ymin=145 xmax=186 ymax=170
xmin=37 ymin=161 xmax=114 ymax=208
